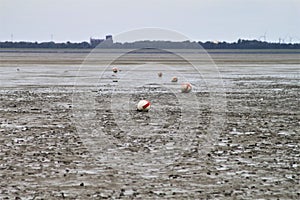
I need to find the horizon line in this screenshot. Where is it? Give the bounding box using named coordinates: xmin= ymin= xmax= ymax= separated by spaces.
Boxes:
xmin=1 ymin=38 xmax=300 ymax=45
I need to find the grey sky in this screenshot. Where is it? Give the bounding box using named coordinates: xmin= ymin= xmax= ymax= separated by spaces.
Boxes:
xmin=1 ymin=0 xmax=299 ymax=43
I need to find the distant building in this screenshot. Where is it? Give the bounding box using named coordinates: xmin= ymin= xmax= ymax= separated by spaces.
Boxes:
xmin=105 ymin=35 xmax=113 ymax=46
xmin=90 ymin=38 xmax=104 ymax=47
xmin=90 ymin=35 xmax=113 ymax=47
xmin=106 ymin=35 xmax=113 ymax=41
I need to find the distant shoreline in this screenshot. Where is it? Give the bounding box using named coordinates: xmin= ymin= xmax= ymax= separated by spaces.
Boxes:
xmin=1 ymin=39 xmax=300 ymax=50
xmin=1 ymin=48 xmax=300 ymax=54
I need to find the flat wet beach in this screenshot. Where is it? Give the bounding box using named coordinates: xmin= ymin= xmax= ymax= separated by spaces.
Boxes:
xmin=0 ymin=49 xmax=299 ymax=199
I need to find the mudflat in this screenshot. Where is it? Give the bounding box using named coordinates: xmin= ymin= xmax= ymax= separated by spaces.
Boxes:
xmin=0 ymin=49 xmax=299 ymax=199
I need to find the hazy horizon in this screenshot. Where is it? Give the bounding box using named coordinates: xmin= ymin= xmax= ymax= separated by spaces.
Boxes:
xmin=1 ymin=0 xmax=300 ymax=43
xmin=2 ymin=37 xmax=300 ymax=44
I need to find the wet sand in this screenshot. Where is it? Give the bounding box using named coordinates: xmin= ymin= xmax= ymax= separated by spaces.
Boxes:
xmin=0 ymin=49 xmax=299 ymax=199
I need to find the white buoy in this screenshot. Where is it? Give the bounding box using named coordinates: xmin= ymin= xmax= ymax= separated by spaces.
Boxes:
xmin=171 ymin=76 xmax=178 ymax=82
xmin=181 ymin=83 xmax=192 ymax=93
xmin=112 ymin=67 xmax=118 ymax=73
xmin=137 ymin=100 xmax=151 ymax=112
xmin=158 ymin=72 xmax=162 ymax=77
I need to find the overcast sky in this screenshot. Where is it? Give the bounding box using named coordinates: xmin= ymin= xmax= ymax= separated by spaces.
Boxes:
xmin=1 ymin=0 xmax=299 ymax=43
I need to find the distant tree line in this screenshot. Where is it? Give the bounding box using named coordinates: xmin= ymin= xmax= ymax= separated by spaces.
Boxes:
xmin=0 ymin=41 xmax=90 ymax=49
xmin=0 ymin=39 xmax=300 ymax=49
xmin=199 ymin=39 xmax=300 ymax=49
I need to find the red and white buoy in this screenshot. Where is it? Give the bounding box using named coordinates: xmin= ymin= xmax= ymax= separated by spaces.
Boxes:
xmin=137 ymin=100 xmax=151 ymax=112
xmin=112 ymin=67 xmax=118 ymax=73
xmin=171 ymin=76 xmax=178 ymax=82
xmin=181 ymin=82 xmax=192 ymax=93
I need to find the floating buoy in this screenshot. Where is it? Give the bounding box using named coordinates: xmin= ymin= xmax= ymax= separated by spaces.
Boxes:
xmin=137 ymin=100 xmax=151 ymax=112
xmin=158 ymin=72 xmax=163 ymax=77
xmin=112 ymin=67 xmax=118 ymax=73
xmin=181 ymin=82 xmax=192 ymax=93
xmin=171 ymin=76 xmax=178 ymax=82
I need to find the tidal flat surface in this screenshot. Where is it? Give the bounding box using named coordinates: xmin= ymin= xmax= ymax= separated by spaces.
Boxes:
xmin=0 ymin=49 xmax=299 ymax=199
